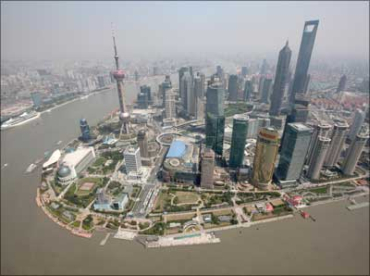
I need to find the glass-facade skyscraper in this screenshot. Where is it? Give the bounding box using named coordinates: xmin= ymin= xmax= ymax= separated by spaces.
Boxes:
xmin=228 ymin=74 xmax=239 ymax=101
xmin=269 ymin=41 xmax=292 ymax=116
xmin=291 ymin=20 xmax=319 ymax=102
xmin=229 ymin=115 xmax=249 ymax=168
xmin=205 ymin=81 xmax=225 ymax=156
xmin=276 ymin=123 xmax=312 ymax=187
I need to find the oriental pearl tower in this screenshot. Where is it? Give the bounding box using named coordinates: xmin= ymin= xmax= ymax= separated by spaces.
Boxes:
xmin=111 ymin=27 xmax=130 ymax=134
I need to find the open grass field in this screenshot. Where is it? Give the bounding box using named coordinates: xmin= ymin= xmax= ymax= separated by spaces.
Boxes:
xmin=164 ymin=212 xmax=196 ymax=222
xmin=174 ymin=191 xmax=199 ymax=204
xmin=202 ymin=209 xmax=234 ymax=216
xmin=153 ymin=190 xmax=173 ymax=212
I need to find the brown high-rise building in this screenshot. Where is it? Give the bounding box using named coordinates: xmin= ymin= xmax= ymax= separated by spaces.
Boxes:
xmin=251 ymin=127 xmax=280 ymax=190
xmin=137 ymin=130 xmax=149 ymax=158
xmin=200 ymin=148 xmax=215 ymax=189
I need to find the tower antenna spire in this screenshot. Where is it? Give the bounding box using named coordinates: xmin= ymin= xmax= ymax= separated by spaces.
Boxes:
xmin=111 ymin=22 xmax=119 ymax=70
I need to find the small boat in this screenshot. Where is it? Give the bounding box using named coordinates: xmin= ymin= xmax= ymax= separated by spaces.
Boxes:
xmin=46 ymin=109 xmax=52 ymax=113
xmin=56 ymin=140 xmax=62 ymax=145
xmin=2 ymin=163 xmax=8 ymax=169
xmin=301 ymin=211 xmax=310 ymax=219
xmin=25 ymin=163 xmax=37 ymax=173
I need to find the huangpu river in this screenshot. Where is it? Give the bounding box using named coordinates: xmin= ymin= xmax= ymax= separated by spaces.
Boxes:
xmin=1 ymin=70 xmax=369 ymax=275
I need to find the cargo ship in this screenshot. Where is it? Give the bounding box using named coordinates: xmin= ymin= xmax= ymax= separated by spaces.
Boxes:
xmin=1 ymin=111 xmax=41 ymax=130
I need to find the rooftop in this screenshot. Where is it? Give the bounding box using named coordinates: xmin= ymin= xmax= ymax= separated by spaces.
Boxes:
xmin=167 ymin=140 xmax=187 ymax=158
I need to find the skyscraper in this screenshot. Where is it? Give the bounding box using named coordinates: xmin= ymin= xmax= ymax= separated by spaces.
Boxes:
xmin=307 ymin=137 xmax=331 ymax=180
xmin=251 ymin=127 xmax=280 ymax=190
xmin=97 ymin=75 xmax=106 ymax=88
xmin=260 ymin=78 xmax=272 ymax=104
xmin=124 ymin=147 xmax=142 ymax=174
xmin=324 ymin=122 xmax=349 ymax=168
xmin=342 ymin=134 xmax=368 ymax=176
xmin=229 ymin=115 xmax=249 ymax=168
xmin=80 ymin=118 xmax=91 ymax=141
xmin=159 ymin=76 xmax=172 ymax=107
xmin=205 ymin=81 xmax=225 ymax=156
xmin=194 ymin=75 xmax=204 ymax=120
xmin=291 ymin=20 xmax=319 ymax=102
xmin=241 ymin=66 xmax=248 ymax=78
xmin=260 ymin=59 xmax=269 ymax=75
xmin=269 ymin=41 xmax=292 ymax=116
xmin=303 ymin=74 xmax=311 ymax=94
xmin=276 ymin=123 xmax=312 ymax=187
xmin=348 ymin=109 xmax=365 ymax=141
xmin=179 ymin=67 xmax=188 ymax=103
xmin=165 ymin=89 xmax=175 ymax=119
xmin=180 ymin=72 xmax=194 ymax=115
xmin=137 ymin=130 xmax=149 ymax=158
xmin=200 ymin=148 xmax=215 ymax=189
xmin=336 ymin=75 xmax=347 ymax=93
xmin=306 ymin=123 xmax=331 ymax=165
xmin=111 ymin=30 xmax=130 ymax=134
xmin=228 ymin=74 xmax=239 ymax=101
xmin=244 ymin=80 xmax=253 ymax=102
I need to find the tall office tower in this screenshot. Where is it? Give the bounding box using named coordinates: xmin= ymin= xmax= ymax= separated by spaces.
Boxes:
xmin=306 ymin=123 xmax=331 ymax=165
xmin=179 ymin=67 xmax=189 ymax=102
xmin=342 ymin=134 xmax=368 ymax=176
xmin=216 ymin=66 xmax=226 ymax=89
xmin=97 ymin=75 xmax=105 ymax=88
xmin=140 ymin=85 xmax=152 ymax=103
xmin=241 ymin=66 xmax=248 ymax=78
xmin=79 ymin=118 xmax=91 ymax=141
xmin=124 ymin=147 xmax=142 ymax=174
xmin=159 ymin=76 xmax=171 ymax=107
xmin=180 ymin=72 xmax=193 ymax=114
xmin=258 ymin=76 xmax=265 ymax=97
xmin=260 ymin=78 xmax=273 ymax=104
xmin=194 ymin=75 xmax=204 ymax=119
xmin=137 ymin=130 xmax=149 ymax=158
xmin=348 ymin=109 xmax=365 ymax=141
xmin=251 ymin=127 xmax=280 ymax=190
xmin=303 ymin=74 xmax=311 ymax=94
xmin=229 ymin=115 xmax=249 ymax=168
xmin=228 ymin=74 xmax=239 ymax=101
xmin=247 ymin=118 xmax=258 ymax=138
xmin=111 ymin=30 xmax=130 ymax=134
xmin=200 ymin=148 xmax=215 ymax=189
xmin=244 ymin=80 xmax=253 ymax=101
xmin=324 ymin=122 xmax=349 ymax=168
xmin=276 ymin=123 xmax=312 ymax=187
xmin=165 ymin=89 xmax=175 ymax=119
xmin=307 ymin=137 xmax=331 ymax=180
xmin=199 ymin=73 xmax=206 ymax=99
xmin=205 ymin=81 xmax=225 ymax=156
xmin=137 ymin=92 xmax=148 ymax=109
xmin=291 ymin=20 xmax=319 ymax=102
xmin=260 ymin=59 xmax=269 ymax=75
xmin=269 ymin=41 xmax=292 ymax=116
xmin=31 ymin=92 xmax=42 ymax=108
xmin=134 ymin=70 xmax=139 ymax=81
xmin=336 ymin=75 xmax=347 ymax=93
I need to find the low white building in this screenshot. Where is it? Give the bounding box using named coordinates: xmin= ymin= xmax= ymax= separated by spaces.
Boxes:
xmin=62 ymin=147 xmax=96 ymax=174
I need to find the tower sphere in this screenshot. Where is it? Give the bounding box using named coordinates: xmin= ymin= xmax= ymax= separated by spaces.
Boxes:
xmin=113 ymin=69 xmax=125 ymax=80
xmin=119 ymin=112 xmax=130 ymax=122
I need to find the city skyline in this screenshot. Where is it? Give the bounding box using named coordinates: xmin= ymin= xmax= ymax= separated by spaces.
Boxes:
xmin=1 ymin=1 xmax=369 ymax=61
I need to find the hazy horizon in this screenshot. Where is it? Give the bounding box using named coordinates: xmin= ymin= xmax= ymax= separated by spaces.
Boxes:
xmin=1 ymin=1 xmax=369 ymax=62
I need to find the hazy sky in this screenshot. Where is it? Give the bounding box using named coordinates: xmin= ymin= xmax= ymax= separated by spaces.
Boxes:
xmin=1 ymin=1 xmax=369 ymax=61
